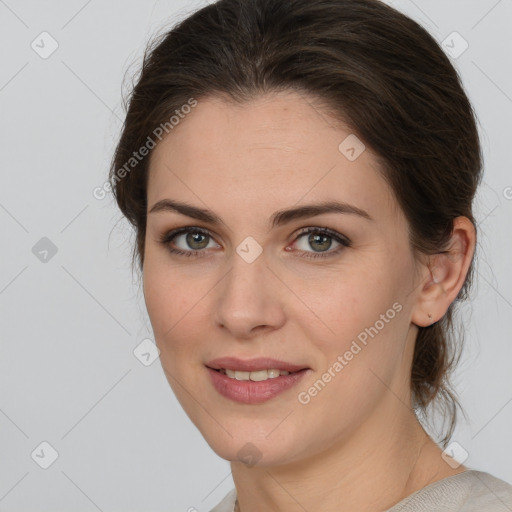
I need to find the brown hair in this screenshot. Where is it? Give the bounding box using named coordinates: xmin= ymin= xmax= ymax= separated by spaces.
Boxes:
xmin=109 ymin=0 xmax=482 ymax=446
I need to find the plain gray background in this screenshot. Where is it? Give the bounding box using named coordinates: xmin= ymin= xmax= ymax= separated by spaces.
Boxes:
xmin=0 ymin=0 xmax=511 ymax=510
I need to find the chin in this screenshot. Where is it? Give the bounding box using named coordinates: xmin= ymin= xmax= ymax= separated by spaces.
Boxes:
xmin=197 ymin=423 xmax=305 ymax=468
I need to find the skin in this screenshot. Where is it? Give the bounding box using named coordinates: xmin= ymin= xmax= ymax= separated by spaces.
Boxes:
xmin=143 ymin=90 xmax=476 ymax=511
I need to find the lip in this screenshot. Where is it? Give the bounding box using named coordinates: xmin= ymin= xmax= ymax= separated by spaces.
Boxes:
xmin=205 ymin=356 xmax=308 ymax=373
xmin=206 ymin=366 xmax=310 ymax=404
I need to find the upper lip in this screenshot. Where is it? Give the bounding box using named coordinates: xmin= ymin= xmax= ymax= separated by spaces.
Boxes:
xmin=206 ymin=357 xmax=309 ymax=373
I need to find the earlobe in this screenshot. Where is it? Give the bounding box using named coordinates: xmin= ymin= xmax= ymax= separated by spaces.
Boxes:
xmin=411 ymin=217 xmax=476 ymax=327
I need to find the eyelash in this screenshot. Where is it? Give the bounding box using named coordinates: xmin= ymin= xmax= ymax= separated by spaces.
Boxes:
xmin=157 ymin=226 xmax=351 ymax=260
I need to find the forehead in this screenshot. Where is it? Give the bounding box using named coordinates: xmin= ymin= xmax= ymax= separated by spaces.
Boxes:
xmin=147 ymin=91 xmax=400 ymax=227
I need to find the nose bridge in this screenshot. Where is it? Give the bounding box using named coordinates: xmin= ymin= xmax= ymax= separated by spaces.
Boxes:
xmin=221 ymin=242 xmax=269 ymax=307
xmin=213 ymin=241 xmax=285 ymax=336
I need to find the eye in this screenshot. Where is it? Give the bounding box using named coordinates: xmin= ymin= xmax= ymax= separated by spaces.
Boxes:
xmin=158 ymin=226 xmax=351 ymax=259
xmin=158 ymin=227 xmax=219 ymax=258
xmin=290 ymin=227 xmax=351 ymax=259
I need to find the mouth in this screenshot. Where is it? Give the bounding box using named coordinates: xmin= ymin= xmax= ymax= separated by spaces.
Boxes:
xmin=205 ymin=357 xmax=310 ymax=404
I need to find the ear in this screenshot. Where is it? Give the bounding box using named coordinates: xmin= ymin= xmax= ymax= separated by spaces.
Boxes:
xmin=411 ymin=217 xmax=476 ymax=327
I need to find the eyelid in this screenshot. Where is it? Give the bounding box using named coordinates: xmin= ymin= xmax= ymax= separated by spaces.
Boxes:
xmin=294 ymin=226 xmax=351 ymax=246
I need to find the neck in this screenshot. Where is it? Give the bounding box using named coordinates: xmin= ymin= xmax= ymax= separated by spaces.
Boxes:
xmin=230 ymin=399 xmax=464 ymax=512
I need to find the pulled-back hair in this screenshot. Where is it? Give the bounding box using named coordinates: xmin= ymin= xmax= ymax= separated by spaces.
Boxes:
xmin=109 ymin=0 xmax=482 ymax=446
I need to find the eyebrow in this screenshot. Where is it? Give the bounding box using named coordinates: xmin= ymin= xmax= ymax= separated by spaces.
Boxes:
xmin=148 ymin=199 xmax=372 ymax=228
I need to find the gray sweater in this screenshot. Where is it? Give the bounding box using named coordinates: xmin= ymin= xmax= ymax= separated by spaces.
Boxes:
xmin=210 ymin=469 xmax=512 ymax=511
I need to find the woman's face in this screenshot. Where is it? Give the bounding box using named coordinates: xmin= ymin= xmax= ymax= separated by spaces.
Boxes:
xmin=143 ymin=91 xmax=426 ymax=467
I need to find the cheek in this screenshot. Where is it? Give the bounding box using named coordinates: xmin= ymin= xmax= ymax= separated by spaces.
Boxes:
xmin=293 ymin=279 xmax=409 ymax=428
xmin=142 ymin=255 xmax=224 ymax=384
xmin=297 ymin=254 xmax=410 ymax=368
xmin=143 ymin=262 xmax=173 ymax=337
xmin=142 ymin=255 xmax=198 ymax=356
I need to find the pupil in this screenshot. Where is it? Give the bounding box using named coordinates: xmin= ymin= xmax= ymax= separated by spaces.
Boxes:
xmin=187 ymin=232 xmax=208 ymax=249
xmin=310 ymin=233 xmax=331 ymax=252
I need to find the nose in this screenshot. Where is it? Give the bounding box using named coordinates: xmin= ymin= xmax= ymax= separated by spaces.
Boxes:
xmin=212 ymin=248 xmax=286 ymax=340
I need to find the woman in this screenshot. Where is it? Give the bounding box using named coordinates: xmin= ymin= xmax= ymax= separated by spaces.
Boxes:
xmin=109 ymin=0 xmax=512 ymax=510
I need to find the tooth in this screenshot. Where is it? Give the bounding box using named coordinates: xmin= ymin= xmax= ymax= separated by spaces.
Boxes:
xmin=221 ymin=368 xmax=294 ymax=381
xmin=249 ymin=370 xmax=269 ymax=381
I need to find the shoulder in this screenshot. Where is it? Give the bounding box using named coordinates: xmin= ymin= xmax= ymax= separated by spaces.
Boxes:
xmin=209 ymin=488 xmax=237 ymax=512
xmin=387 ymin=469 xmax=512 ymax=512
xmin=208 ymin=471 xmax=512 ymax=512
xmin=459 ymin=470 xmax=512 ymax=511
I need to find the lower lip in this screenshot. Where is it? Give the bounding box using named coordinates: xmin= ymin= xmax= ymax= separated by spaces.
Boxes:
xmin=206 ymin=367 xmax=309 ymax=404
